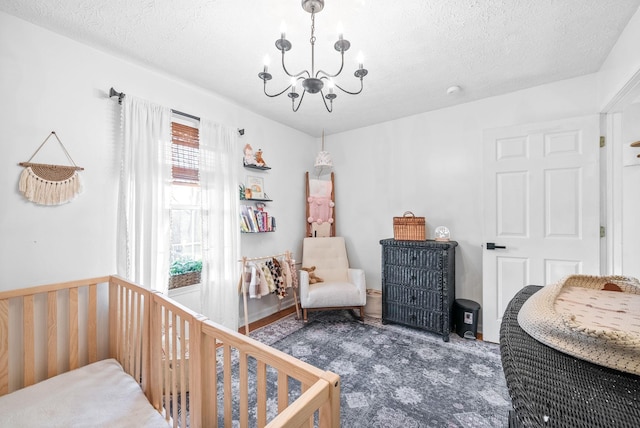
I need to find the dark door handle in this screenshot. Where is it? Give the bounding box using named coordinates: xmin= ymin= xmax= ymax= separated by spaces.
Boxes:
xmin=486 ymin=242 xmax=506 ymax=250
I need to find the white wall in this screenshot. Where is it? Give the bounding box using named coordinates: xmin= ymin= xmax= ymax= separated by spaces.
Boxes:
xmin=0 ymin=12 xmax=314 ymax=325
xmin=598 ymin=7 xmax=640 ymax=110
xmin=325 ymin=74 xmax=601 ymax=310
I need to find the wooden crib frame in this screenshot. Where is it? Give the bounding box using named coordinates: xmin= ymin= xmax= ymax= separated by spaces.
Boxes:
xmin=0 ymin=275 xmax=340 ymax=427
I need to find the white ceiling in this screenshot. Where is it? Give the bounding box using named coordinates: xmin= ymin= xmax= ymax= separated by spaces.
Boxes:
xmin=1 ymin=0 xmax=639 ymax=137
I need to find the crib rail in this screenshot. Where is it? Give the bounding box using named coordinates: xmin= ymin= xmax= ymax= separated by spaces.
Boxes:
xmin=149 ymin=285 xmax=340 ymax=428
xmin=0 ymin=276 xmax=340 ymax=427
xmin=0 ymin=276 xmax=112 ymax=394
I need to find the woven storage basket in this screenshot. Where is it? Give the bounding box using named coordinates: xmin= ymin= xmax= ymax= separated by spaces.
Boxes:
xmin=169 ymin=271 xmax=201 ymax=290
xmin=393 ymin=211 xmax=426 ymax=241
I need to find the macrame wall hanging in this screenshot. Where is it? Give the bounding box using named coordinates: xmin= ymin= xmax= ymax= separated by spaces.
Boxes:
xmin=18 ymin=131 xmax=84 ymax=205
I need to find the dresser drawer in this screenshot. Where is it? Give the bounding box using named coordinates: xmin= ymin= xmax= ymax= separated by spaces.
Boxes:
xmin=382 ymin=246 xmax=443 ymax=269
xmin=384 ymin=284 xmax=444 ymax=311
xmin=384 ymin=303 xmax=444 ymax=332
xmin=383 ymin=265 xmax=443 ymax=291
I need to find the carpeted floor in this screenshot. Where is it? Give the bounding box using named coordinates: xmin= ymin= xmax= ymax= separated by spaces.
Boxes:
xmin=249 ymin=310 xmax=511 ymax=428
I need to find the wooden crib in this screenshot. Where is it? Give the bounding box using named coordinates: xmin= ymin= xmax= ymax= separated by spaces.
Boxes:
xmin=0 ymin=275 xmax=340 ymax=427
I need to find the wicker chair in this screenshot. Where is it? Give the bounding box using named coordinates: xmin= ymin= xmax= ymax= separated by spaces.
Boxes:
xmin=299 ymin=237 xmax=366 ymax=322
xmin=500 ymin=286 xmax=640 ymax=427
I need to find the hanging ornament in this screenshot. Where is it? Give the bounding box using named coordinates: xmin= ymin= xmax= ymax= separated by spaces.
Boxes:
xmin=18 ymin=131 xmax=84 ymax=205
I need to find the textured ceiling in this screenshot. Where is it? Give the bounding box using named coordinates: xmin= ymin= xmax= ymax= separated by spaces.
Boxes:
xmin=1 ymin=0 xmax=639 ymax=137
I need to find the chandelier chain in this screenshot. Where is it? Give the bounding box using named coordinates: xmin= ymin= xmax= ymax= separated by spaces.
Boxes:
xmin=310 ymin=7 xmax=316 ymax=75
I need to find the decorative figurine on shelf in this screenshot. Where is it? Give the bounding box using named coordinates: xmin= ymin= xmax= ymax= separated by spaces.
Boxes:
xmin=255 ymin=149 xmax=267 ymax=167
xmin=244 ymin=144 xmax=255 ymax=166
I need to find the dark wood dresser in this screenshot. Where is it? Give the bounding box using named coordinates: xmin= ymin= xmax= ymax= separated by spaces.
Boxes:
xmin=379 ymin=239 xmax=457 ymax=341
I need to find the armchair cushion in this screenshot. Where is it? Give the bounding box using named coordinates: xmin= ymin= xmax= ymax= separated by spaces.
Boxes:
xmin=299 ymin=268 xmax=366 ymax=309
xmin=302 ymin=237 xmax=349 ymax=282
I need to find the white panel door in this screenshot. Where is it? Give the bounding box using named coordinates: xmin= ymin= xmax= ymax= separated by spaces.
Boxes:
xmin=482 ymin=115 xmax=600 ymax=343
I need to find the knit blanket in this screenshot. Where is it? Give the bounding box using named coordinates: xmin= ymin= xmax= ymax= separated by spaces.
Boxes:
xmin=518 ymin=274 xmax=640 ymax=375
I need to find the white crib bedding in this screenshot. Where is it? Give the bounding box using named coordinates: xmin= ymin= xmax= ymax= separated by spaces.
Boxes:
xmin=0 ymin=358 xmax=170 ymax=428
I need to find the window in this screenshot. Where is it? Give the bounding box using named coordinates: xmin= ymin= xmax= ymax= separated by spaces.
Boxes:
xmin=169 ymin=117 xmax=203 ymax=289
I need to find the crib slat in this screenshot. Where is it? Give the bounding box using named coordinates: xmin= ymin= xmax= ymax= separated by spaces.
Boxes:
xmin=159 ymin=306 xmax=168 ymax=422
xmin=187 ymin=315 xmax=204 ymax=428
xmin=88 ymin=284 xmax=97 ymax=363
xmin=108 ymin=282 xmax=117 ymax=359
xmin=223 ymin=343 xmax=232 ymax=428
xmin=257 ymin=361 xmax=267 ymax=427
xmin=131 ymin=291 xmax=140 ymax=382
xmin=171 ymin=311 xmax=178 ymax=428
xmin=141 ymin=291 xmax=151 ymax=398
xmin=0 ymin=299 xmax=9 ymax=395
xmin=69 ymin=287 xmax=78 ymax=370
xmin=203 ymin=334 xmax=218 ymax=427
xmin=301 ymin=383 xmax=313 ymax=428
xmin=180 ymin=317 xmax=187 ymax=428
xmin=239 ymin=350 xmax=248 ymax=428
xmin=47 ymin=291 xmax=58 ymax=378
xmin=278 ymin=371 xmax=289 ymax=413
xmin=23 ymin=295 xmax=35 ymax=387
xmin=125 ymin=287 xmax=132 ymax=374
xmin=148 ymin=293 xmax=162 ymax=411
xmin=120 ymin=285 xmax=127 ymax=369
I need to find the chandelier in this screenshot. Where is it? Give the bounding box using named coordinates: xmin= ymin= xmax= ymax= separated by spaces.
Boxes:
xmin=258 ymin=0 xmax=368 ymax=112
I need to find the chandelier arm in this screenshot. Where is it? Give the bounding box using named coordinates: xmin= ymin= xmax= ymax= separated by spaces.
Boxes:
xmin=334 ymin=78 xmax=364 ymax=96
xmin=263 ymin=82 xmax=294 ymax=98
xmin=291 ymin=90 xmax=307 ymax=112
xmin=280 ymin=50 xmax=312 ymax=79
xmin=320 ymin=90 xmax=333 ymax=113
xmin=315 ymin=52 xmax=345 ymax=79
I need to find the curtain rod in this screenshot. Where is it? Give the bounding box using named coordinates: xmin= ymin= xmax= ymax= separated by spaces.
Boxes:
xmin=109 ymin=86 xmax=244 ymax=136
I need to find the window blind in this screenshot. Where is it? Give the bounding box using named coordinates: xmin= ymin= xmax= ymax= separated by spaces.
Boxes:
xmin=171 ymin=122 xmax=199 ymax=184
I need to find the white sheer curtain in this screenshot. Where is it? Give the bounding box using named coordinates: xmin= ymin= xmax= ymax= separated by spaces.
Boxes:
xmin=116 ymin=96 xmax=172 ymax=293
xmin=199 ymin=119 xmax=241 ymax=330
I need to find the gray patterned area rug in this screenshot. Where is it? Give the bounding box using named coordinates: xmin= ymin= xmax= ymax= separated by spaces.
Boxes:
xmin=249 ymin=310 xmax=511 ymax=428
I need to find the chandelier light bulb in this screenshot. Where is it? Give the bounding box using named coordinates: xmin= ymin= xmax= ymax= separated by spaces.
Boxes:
xmin=337 ymin=22 xmax=344 ymax=40
xmin=357 ymin=51 xmax=364 ymax=69
xmin=263 ymin=55 xmax=271 ymax=72
xmin=280 ymin=21 xmax=287 ymax=39
xmin=291 ymin=77 xmax=297 ymax=92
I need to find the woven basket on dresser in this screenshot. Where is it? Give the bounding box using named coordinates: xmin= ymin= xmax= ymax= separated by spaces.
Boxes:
xmin=393 ymin=211 xmax=426 ymax=241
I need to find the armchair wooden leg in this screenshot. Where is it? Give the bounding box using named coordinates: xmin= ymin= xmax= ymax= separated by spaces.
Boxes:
xmin=359 ymin=306 xmax=365 ymax=321
xmin=303 ymin=308 xmax=308 ymax=323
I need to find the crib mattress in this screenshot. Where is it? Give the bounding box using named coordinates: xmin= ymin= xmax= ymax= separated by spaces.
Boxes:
xmin=0 ymin=358 xmax=170 ymax=427
xmin=518 ymin=274 xmax=640 ymax=375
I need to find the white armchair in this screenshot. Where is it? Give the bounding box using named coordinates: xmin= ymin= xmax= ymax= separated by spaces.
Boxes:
xmin=299 ymin=237 xmax=367 ymax=322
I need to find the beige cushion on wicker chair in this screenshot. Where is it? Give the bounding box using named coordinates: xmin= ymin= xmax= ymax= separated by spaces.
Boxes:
xmin=518 ymin=274 xmax=640 ymax=375
xmin=299 ymin=237 xmax=366 ymax=322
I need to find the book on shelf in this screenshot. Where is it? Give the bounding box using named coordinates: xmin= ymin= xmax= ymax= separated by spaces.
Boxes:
xmin=239 ymin=213 xmax=250 ymax=233
xmin=240 ymin=204 xmax=276 ymax=233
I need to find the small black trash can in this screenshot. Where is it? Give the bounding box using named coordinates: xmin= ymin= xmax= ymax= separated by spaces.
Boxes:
xmin=453 ymin=299 xmax=481 ymax=339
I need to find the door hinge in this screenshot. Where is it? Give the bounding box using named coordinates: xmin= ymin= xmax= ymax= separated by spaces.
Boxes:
xmin=600 ymin=136 xmax=606 ymax=147
xmin=600 ymin=226 xmax=606 ymax=238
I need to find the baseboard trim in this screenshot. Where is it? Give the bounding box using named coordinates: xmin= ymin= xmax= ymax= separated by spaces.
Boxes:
xmin=238 ymin=305 xmax=298 ymax=334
